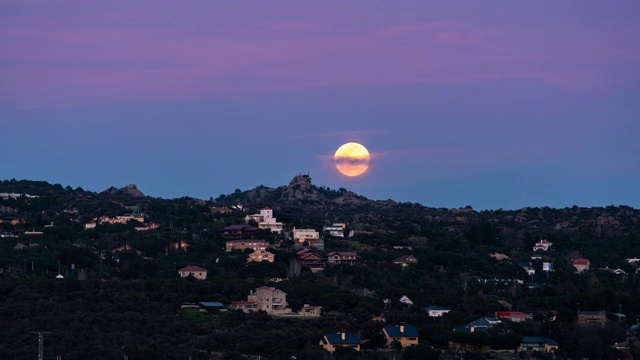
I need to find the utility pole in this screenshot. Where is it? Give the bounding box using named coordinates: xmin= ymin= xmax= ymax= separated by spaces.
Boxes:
xmin=31 ymin=332 xmax=50 ymax=360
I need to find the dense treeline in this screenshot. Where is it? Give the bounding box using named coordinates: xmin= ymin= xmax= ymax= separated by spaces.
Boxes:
xmin=1 ymin=178 xmax=640 ymax=359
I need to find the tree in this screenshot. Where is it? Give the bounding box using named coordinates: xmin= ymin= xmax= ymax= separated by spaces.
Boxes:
xmin=402 ymin=344 xmax=439 ymax=360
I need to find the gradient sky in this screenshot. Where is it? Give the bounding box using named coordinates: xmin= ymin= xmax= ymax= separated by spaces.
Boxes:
xmin=1 ymin=1 xmax=639 ymax=210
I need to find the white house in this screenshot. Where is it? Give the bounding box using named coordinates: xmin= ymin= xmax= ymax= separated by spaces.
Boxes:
xmin=323 ymin=223 xmax=345 ymax=237
xmin=178 ymin=265 xmax=208 ymax=280
xmin=245 ymin=207 xmax=283 ymax=234
xmin=399 ymin=295 xmax=413 ymax=306
xmin=533 ymin=239 xmax=553 ymax=252
xmin=424 ymin=306 xmax=451 ymax=317
xmin=293 ymin=227 xmax=320 ymax=244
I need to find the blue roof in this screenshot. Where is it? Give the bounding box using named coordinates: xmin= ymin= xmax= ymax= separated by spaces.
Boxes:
xmin=466 ymin=317 xmax=500 ymax=328
xmin=424 ymin=306 xmax=449 ymax=311
xmin=578 ymin=310 xmax=604 ymax=315
xmin=199 ymin=302 xmax=225 ymax=307
xmin=453 ymin=326 xmax=489 ymax=334
xmin=384 ymin=325 xmax=419 ymax=337
xmin=323 ymin=333 xmax=361 ymax=345
xmin=522 ymin=337 xmax=558 ymax=346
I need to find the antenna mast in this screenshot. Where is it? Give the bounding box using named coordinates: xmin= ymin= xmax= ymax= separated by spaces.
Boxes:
xmin=31 ymin=332 xmax=50 ymax=360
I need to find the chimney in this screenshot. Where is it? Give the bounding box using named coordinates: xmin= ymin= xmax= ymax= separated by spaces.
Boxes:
xmin=470 ymin=326 xmax=474 ymax=333
xmin=400 ymin=325 xmax=404 ymax=333
xmin=341 ymin=333 xmax=345 ymax=341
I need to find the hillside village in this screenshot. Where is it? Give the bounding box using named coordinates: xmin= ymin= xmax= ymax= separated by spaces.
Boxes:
xmin=0 ymin=176 xmax=639 ymax=359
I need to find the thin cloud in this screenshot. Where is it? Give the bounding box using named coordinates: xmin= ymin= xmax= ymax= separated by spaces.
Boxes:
xmin=1 ymin=4 xmax=638 ymax=109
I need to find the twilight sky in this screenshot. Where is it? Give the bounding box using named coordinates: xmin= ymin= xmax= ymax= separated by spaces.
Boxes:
xmin=1 ymin=1 xmax=639 ymax=210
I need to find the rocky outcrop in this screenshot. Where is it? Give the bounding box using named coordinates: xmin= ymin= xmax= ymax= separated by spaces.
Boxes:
xmin=101 ymin=184 xmax=145 ymax=198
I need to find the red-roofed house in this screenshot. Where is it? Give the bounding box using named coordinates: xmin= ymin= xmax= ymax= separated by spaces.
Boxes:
xmin=296 ymin=248 xmax=326 ymax=271
xmin=572 ymin=259 xmax=591 ymax=273
xmin=178 ymin=265 xmax=208 ymax=280
xmin=497 ymin=311 xmax=533 ymax=322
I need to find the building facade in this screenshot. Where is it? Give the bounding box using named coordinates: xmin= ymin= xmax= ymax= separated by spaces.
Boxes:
xmin=382 ymin=325 xmax=419 ymax=348
xmin=178 ymin=266 xmax=208 ymax=280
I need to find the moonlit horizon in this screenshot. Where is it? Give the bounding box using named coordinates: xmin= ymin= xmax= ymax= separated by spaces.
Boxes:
xmin=1 ymin=1 xmax=639 ymax=210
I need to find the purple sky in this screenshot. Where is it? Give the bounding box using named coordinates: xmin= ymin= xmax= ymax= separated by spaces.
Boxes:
xmin=2 ymin=1 xmax=639 ymax=209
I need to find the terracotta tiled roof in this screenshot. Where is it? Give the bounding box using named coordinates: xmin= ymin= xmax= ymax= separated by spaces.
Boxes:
xmin=179 ymin=265 xmax=207 ymax=272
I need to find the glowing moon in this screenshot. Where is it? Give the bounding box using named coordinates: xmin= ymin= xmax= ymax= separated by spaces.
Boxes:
xmin=334 ymin=142 xmax=370 ymax=177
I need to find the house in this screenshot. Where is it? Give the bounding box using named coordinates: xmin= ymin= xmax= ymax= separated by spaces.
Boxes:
xmin=230 ymin=286 xmax=291 ymax=315
xmin=393 ymin=255 xmax=418 ymax=267
xmin=612 ymin=323 xmax=640 ymax=352
xmin=424 ymin=305 xmax=451 ymax=317
xmin=134 ymin=223 xmax=160 ymax=231
xmin=300 ymin=304 xmax=322 ymax=317
xmin=323 ymin=223 xmax=345 ymax=237
xmin=296 ymin=248 xmax=326 ymax=271
xmin=453 ymin=326 xmax=489 ymax=335
xmin=598 ymin=266 xmax=626 ymax=275
xmin=178 ymin=266 xmax=208 ymax=280
xmin=0 ymin=193 xmax=38 ymax=199
xmin=372 ymin=314 xmax=386 ymax=322
xmin=93 ymin=213 xmax=146 ymax=226
xmin=210 ymin=206 xmax=232 ymax=214
xmin=111 ymin=244 xmax=142 ymax=256
xmin=167 ymin=241 xmax=190 ymax=252
xmin=519 ymin=262 xmax=535 ymax=275
xmin=577 ymin=310 xmax=606 ymax=326
xmin=218 ymin=224 xmax=258 ymax=238
xmin=458 ymin=317 xmax=501 ymax=331
xmin=497 ymin=311 xmax=533 ymax=322
xmin=0 ymin=217 xmax=25 ymax=225
xmin=0 ymin=232 xmax=17 ymax=238
xmin=293 ymin=227 xmax=320 ymax=245
xmin=245 ymin=207 xmax=283 ymax=234
xmin=228 ymin=301 xmax=258 ymax=312
xmin=247 ymin=249 xmax=275 ymax=263
xmin=533 ymin=239 xmax=553 ymax=252
xmin=225 ymin=239 xmax=269 ymax=252
xmin=498 ymin=300 xmax=513 ymax=310
xmin=399 ymin=295 xmax=413 ymax=306
xmin=518 ymin=337 xmax=559 ymax=353
xmin=319 ymin=333 xmax=361 ymax=353
xmin=14 ymin=243 xmax=28 ymax=251
xmin=327 ymin=252 xmax=359 ymax=265
xmin=382 ymin=325 xmax=419 ymax=348
xmin=572 ymin=258 xmax=591 ymax=273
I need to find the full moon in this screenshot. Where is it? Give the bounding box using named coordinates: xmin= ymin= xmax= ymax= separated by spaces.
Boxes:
xmin=334 ymin=142 xmax=370 ymax=177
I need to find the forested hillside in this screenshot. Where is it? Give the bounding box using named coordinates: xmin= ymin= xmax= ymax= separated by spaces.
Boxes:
xmin=1 ymin=176 xmax=639 ymax=359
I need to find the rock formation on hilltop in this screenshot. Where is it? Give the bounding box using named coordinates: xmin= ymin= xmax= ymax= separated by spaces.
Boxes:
xmin=234 ymin=174 xmax=372 ymax=207
xmin=101 ymin=184 xmax=145 ymax=198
